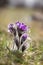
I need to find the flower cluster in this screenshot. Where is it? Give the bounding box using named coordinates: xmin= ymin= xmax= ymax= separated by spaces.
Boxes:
xmin=8 ymin=22 xmax=30 ymax=52
xmin=16 ymin=22 xmax=27 ymax=31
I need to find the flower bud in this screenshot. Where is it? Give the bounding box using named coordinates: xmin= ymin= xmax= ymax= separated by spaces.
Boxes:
xmin=21 ymin=34 xmax=27 ymax=44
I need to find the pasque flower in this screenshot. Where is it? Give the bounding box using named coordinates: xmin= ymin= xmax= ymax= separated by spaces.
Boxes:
xmin=8 ymin=22 xmax=30 ymax=52
xmin=16 ymin=22 xmax=27 ymax=31
xmin=8 ymin=23 xmax=16 ymax=36
xmin=8 ymin=23 xmax=15 ymax=32
xmin=16 ymin=22 xmax=28 ymax=37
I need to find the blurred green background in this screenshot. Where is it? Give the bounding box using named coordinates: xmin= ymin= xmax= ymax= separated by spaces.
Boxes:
xmin=0 ymin=6 xmax=43 ymax=65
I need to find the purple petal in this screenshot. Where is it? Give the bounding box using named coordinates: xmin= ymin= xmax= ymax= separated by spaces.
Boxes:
xmin=8 ymin=23 xmax=14 ymax=29
xmin=16 ymin=22 xmax=21 ymax=27
xmin=16 ymin=22 xmax=27 ymax=31
xmin=21 ymin=25 xmax=27 ymax=31
xmin=8 ymin=23 xmax=15 ymax=33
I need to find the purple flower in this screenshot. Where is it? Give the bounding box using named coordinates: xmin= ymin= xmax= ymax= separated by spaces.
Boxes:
xmin=16 ymin=22 xmax=27 ymax=31
xmin=8 ymin=23 xmax=15 ymax=33
xmin=19 ymin=23 xmax=27 ymax=31
xmin=22 ymin=34 xmax=27 ymax=40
